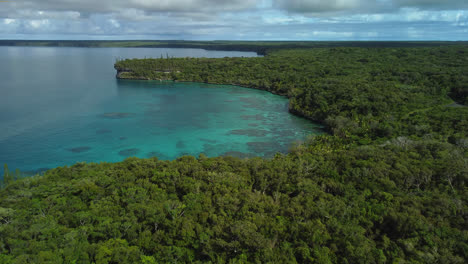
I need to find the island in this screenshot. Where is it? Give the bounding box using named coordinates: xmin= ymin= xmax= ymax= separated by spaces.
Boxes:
xmin=1 ymin=43 xmax=467 ymax=263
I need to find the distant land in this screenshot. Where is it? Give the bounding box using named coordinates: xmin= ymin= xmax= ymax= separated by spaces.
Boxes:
xmin=1 ymin=40 xmax=468 ymax=55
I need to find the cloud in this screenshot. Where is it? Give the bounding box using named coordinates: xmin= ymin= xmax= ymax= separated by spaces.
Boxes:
xmin=7 ymin=9 xmax=82 ymax=20
xmin=338 ymin=9 xmax=468 ymax=24
xmin=2 ymin=0 xmax=257 ymax=17
xmin=393 ymin=0 xmax=468 ymax=10
xmin=0 ymin=0 xmax=467 ymax=40
xmin=273 ymin=0 xmax=375 ymax=14
xmin=3 ymin=19 xmax=15 ymax=25
xmin=272 ymin=0 xmax=468 ymax=15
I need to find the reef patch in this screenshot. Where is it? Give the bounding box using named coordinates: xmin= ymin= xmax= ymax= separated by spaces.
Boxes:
xmin=67 ymin=146 xmax=91 ymax=153
xmin=229 ymin=129 xmax=269 ymax=137
xmin=100 ymin=112 xmax=135 ymax=119
xmin=118 ymin=148 xmax=140 ymax=156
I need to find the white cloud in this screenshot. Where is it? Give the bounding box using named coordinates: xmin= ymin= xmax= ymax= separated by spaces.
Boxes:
xmin=116 ymin=9 xmax=154 ymax=21
xmin=109 ymin=19 xmax=120 ymax=28
xmin=326 ymin=9 xmax=468 ymax=24
xmin=365 ymin=31 xmax=379 ymax=37
xmin=263 ymin=15 xmax=303 ymax=25
xmin=313 ymin=30 xmax=354 ymax=38
xmin=3 ymin=18 xmax=15 ymax=24
xmin=1 ymin=0 xmax=258 ymax=18
xmin=0 ymin=0 xmax=467 ymax=40
xmin=274 ymin=0 xmax=370 ymax=13
xmin=273 ymin=0 xmax=468 ymax=15
xmin=29 ymin=19 xmax=50 ymax=29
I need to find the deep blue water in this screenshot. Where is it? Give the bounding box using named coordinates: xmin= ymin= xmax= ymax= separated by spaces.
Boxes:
xmin=0 ymin=47 xmax=322 ymax=174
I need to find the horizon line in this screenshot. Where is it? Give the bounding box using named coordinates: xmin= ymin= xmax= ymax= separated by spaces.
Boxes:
xmin=0 ymin=39 xmax=467 ymax=42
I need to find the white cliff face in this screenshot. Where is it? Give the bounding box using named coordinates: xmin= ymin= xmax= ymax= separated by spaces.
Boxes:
xmin=116 ymin=69 xmax=130 ymax=79
xmin=114 ymin=65 xmax=133 ymax=79
xmin=115 ymin=65 xmax=180 ymax=81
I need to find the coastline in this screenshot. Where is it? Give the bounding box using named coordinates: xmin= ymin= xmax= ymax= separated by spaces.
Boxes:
xmin=114 ymin=68 xmax=327 ymax=129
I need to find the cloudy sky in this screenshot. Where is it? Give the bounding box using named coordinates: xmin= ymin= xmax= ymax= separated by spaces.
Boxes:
xmin=1 ymin=0 xmax=467 ymax=40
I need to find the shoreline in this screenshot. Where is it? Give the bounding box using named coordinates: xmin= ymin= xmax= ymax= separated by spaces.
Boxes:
xmin=115 ymin=72 xmax=328 ymax=130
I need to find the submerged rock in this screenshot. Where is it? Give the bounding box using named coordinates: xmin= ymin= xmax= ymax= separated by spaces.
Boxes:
xmin=247 ymin=141 xmax=278 ymax=153
xmin=100 ymin=112 xmax=135 ymax=119
xmin=200 ymin=138 xmax=217 ymax=143
xmin=241 ymin=114 xmax=266 ymax=121
xmin=118 ymin=148 xmax=140 ymax=156
xmin=176 ymin=140 xmax=186 ymax=149
xmin=67 ymin=146 xmax=91 ymax=153
xmin=202 ymin=143 xmax=224 ymax=156
xmin=96 ymin=129 xmax=112 ymax=134
xmin=239 ymin=97 xmax=267 ymax=110
xmin=229 ymin=129 xmax=269 ymax=137
xmin=147 ymin=151 xmax=169 ymax=160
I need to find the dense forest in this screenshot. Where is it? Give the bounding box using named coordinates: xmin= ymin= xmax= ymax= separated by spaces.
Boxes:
xmin=1 ymin=44 xmax=467 ymax=263
xmin=116 ymin=46 xmax=468 ymax=141
xmin=1 ymin=40 xmax=467 ymax=55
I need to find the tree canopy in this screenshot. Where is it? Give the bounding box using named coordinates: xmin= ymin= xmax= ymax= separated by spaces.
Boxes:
xmin=1 ymin=44 xmax=467 ymax=263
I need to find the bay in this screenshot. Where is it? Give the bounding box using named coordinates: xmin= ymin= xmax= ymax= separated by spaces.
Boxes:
xmin=0 ymin=47 xmax=322 ymax=174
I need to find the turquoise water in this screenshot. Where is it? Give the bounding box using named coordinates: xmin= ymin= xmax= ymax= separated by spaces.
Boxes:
xmin=0 ymin=47 xmax=322 ymax=174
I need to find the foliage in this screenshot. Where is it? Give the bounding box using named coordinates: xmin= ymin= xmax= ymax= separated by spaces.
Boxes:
xmin=0 ymin=44 xmax=467 ymax=263
xmin=116 ymin=46 xmax=468 ymax=143
xmin=2 ymin=40 xmax=465 ymax=55
xmin=0 ymin=142 xmax=466 ymax=263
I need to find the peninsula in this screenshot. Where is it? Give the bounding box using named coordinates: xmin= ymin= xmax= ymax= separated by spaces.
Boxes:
xmin=1 ymin=43 xmax=467 ymax=263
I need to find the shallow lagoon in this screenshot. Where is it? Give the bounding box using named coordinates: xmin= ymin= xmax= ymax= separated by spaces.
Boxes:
xmin=0 ymin=47 xmax=322 ymax=173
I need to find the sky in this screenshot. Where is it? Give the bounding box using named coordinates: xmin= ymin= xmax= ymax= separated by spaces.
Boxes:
xmin=0 ymin=0 xmax=467 ymax=40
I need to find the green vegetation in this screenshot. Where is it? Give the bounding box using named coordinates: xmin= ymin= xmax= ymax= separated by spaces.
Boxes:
xmin=2 ymin=40 xmax=467 ymax=55
xmin=1 ymin=44 xmax=467 ymax=263
xmin=116 ymin=46 xmax=468 ymax=141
